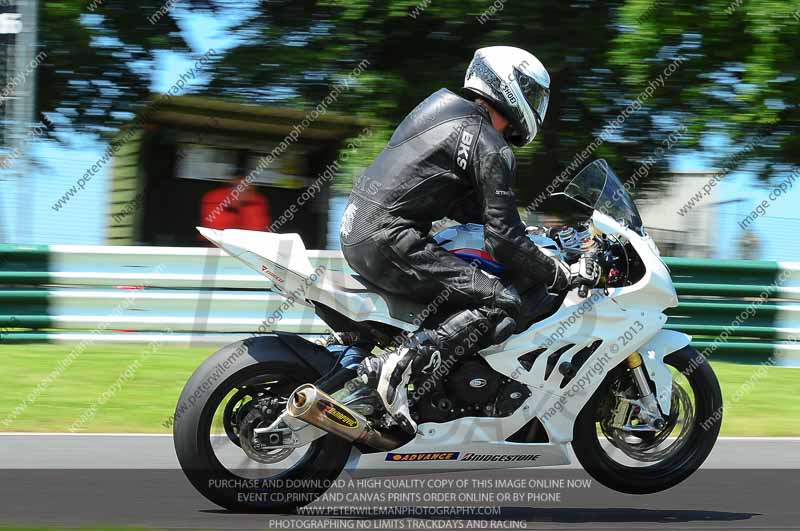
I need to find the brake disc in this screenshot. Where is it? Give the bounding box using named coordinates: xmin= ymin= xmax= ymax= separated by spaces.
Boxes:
xmin=602 ymin=381 xmax=694 ymax=463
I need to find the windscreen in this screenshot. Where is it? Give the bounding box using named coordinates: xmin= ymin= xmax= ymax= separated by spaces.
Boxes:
xmin=562 ymin=159 xmax=645 ymax=234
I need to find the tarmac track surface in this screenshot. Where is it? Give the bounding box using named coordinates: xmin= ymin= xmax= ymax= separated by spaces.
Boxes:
xmin=0 ymin=434 xmax=798 ymax=530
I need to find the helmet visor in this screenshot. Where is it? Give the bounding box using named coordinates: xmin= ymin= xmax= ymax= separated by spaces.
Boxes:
xmin=514 ymin=69 xmax=549 ymax=125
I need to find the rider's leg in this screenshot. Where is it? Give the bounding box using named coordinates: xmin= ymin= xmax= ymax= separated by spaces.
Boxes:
xmin=347 ymin=229 xmax=523 ymax=433
xmin=357 ymin=303 xmax=519 ymax=433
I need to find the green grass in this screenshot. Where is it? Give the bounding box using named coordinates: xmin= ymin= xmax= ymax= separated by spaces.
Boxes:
xmin=0 ymin=343 xmax=796 ymax=436
xmin=0 ymin=343 xmax=215 ymax=433
xmin=704 ymin=359 xmax=799 ymax=436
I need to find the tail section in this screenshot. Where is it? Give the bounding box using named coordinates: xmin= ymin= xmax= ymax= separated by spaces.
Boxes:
xmin=197 ymin=227 xmax=313 ymax=295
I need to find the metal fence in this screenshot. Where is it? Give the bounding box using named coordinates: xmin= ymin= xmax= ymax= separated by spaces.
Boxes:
xmin=0 ymin=244 xmax=798 ymax=362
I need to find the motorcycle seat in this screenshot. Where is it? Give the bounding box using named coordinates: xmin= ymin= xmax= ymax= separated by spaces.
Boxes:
xmin=320 ymin=270 xmax=429 ymax=325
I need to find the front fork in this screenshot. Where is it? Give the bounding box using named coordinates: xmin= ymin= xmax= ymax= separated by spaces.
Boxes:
xmin=613 ymin=352 xmax=667 ymax=431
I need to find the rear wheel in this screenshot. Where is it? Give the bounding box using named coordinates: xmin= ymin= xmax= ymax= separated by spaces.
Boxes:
xmin=174 ymin=341 xmax=351 ymax=512
xmin=571 ymin=346 xmax=721 ymax=494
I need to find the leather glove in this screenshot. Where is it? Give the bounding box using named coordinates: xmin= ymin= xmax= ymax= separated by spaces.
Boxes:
xmin=548 ymin=254 xmax=601 ymax=296
xmin=569 ymin=254 xmax=602 ymax=293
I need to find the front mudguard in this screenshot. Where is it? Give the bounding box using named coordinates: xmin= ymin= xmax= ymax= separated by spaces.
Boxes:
xmin=638 ymin=330 xmax=692 ymax=415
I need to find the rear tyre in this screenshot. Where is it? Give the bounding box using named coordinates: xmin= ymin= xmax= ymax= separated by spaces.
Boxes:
xmin=571 ymin=345 xmax=722 ymax=494
xmin=173 ymin=340 xmax=351 ymax=512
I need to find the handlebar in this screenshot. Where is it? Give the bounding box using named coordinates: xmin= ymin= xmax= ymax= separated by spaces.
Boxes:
xmin=577 ymin=268 xmax=608 ymax=299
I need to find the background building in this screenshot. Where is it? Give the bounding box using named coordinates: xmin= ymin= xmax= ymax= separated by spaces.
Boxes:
xmin=106 ymin=95 xmax=365 ymax=248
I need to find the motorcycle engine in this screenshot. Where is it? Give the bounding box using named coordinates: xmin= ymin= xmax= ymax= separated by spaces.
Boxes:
xmin=410 ymin=357 xmax=530 ymax=424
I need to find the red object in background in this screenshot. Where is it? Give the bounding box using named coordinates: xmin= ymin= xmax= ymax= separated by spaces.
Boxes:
xmin=199 ymin=183 xmax=272 ymax=238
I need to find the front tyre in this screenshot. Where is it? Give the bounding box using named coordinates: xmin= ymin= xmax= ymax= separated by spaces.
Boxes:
xmin=572 ymin=345 xmax=722 ymax=494
xmin=173 ymin=339 xmax=351 ymax=512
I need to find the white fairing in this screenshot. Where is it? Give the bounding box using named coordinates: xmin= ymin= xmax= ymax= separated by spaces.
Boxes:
xmin=198 ymin=211 xmax=687 ymax=474
xmin=197 ymin=227 xmax=417 ymax=331
xmin=638 ymin=329 xmax=691 ymax=412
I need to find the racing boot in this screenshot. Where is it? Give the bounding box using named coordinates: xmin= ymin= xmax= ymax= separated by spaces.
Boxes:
xmin=357 ymin=331 xmax=440 ymax=435
xmin=357 ymin=307 xmax=515 ymax=434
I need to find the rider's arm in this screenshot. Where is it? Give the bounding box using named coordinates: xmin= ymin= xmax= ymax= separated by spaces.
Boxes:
xmin=446 ymin=192 xmax=482 ymax=224
xmin=471 ymin=143 xmax=569 ymax=294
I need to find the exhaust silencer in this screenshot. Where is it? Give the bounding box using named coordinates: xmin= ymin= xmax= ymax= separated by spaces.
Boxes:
xmin=287 ymin=383 xmax=403 ymax=451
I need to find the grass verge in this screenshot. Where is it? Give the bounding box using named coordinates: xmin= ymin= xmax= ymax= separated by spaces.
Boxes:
xmin=0 ymin=343 xmax=796 ymax=436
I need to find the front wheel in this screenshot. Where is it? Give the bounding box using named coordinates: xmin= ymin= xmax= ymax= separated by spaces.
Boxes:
xmin=572 ymin=345 xmax=722 ymax=494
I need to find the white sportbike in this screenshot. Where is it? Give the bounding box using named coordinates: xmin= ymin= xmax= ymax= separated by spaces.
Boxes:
xmin=174 ymin=159 xmax=722 ymax=511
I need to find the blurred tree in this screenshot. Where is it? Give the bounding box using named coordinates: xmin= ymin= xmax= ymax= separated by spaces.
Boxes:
xmin=41 ymin=0 xmax=800 ymax=198
xmin=37 ymin=0 xmax=190 ymax=133
xmin=187 ymin=0 xmax=644 ymax=202
xmin=612 ymin=0 xmax=800 ymax=182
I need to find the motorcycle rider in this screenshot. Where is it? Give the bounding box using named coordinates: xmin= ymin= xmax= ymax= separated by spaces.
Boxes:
xmin=340 ymin=46 xmax=600 ymax=433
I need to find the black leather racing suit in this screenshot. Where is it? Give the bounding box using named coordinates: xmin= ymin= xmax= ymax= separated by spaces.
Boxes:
xmin=340 ymin=88 xmax=567 ymax=353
